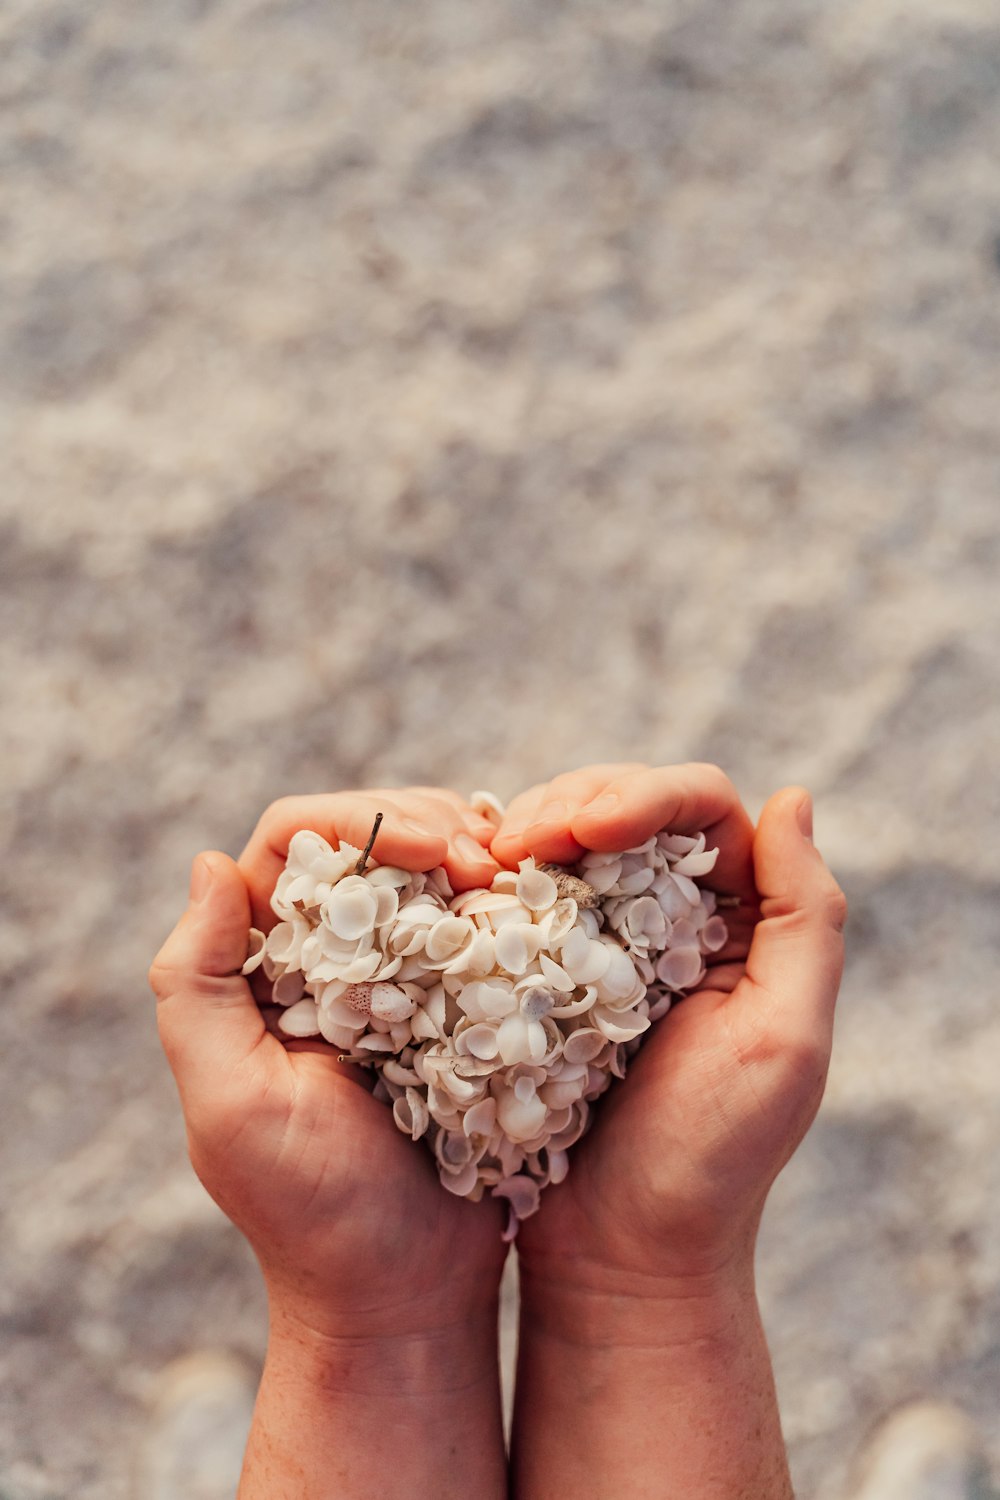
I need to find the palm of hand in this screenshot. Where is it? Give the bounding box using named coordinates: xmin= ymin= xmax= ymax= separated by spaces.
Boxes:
xmin=518 ymin=965 xmax=826 ymax=1281
xmin=192 ymin=1035 xmax=507 ymax=1333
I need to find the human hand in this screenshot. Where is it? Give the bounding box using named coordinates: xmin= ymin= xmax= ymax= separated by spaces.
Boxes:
xmin=148 ymin=787 xmax=510 ymax=1345
xmin=491 ymin=762 xmax=848 ymax=1295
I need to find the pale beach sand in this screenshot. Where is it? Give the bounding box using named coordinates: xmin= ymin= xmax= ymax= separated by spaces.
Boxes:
xmin=2 ymin=2 xmax=1000 ymax=1495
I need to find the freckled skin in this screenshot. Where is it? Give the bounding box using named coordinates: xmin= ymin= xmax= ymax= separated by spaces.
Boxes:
xmin=151 ymin=767 xmax=846 ymax=1500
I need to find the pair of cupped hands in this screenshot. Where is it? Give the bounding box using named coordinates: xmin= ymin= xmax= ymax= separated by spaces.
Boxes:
xmin=149 ymin=762 xmax=847 ymax=1350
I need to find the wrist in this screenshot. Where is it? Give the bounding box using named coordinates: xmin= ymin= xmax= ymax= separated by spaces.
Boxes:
xmin=240 ymin=1285 xmax=508 ymax=1498
xmin=518 ymin=1245 xmax=758 ymax=1352
xmin=266 ymin=1290 xmax=501 ymax=1399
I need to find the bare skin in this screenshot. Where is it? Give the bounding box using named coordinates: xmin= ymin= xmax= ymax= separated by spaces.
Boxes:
xmin=491 ymin=762 xmax=848 ymax=1500
xmin=149 ymin=766 xmax=847 ymax=1499
xmin=149 ymin=789 xmax=509 ymax=1500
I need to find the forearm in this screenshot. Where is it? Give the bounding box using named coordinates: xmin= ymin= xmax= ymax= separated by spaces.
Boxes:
xmin=511 ymin=1260 xmax=793 ymax=1500
xmin=240 ymin=1299 xmax=508 ymax=1500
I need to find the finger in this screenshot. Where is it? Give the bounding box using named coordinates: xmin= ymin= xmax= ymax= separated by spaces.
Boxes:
xmin=731 ymin=787 xmax=848 ymax=1061
xmin=389 ymin=786 xmax=499 ymax=847
xmin=237 ymin=794 xmax=450 ymax=929
xmin=372 ymin=791 xmax=502 ymax=893
xmin=489 ymin=782 xmax=551 ymax=867
xmin=149 ymin=852 xmax=273 ymax=1105
xmin=571 ymin=763 xmax=757 ymax=906
xmin=494 ymin=764 xmax=649 ymax=866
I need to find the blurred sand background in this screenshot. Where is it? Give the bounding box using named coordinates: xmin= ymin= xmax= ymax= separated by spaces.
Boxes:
xmin=2 ymin=0 xmax=1000 ymax=1495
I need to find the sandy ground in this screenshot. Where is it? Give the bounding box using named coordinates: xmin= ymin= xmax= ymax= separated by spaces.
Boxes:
xmin=2 ymin=0 xmax=1000 ymax=1495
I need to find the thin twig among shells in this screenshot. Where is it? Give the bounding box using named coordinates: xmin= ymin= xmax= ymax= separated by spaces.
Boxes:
xmin=241 ymin=808 xmax=730 ymax=1239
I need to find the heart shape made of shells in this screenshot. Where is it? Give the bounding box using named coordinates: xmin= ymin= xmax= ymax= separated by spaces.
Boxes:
xmin=242 ymin=799 xmax=728 ymax=1239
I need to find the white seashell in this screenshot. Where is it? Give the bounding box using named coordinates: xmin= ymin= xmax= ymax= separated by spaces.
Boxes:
xmin=241 ymin=928 xmax=267 ymax=975
xmin=546 ymin=1148 xmax=570 ymax=1184
xmin=561 ymin=1027 xmax=607 ymax=1065
xmin=463 ymin=1097 xmax=498 ymax=1137
xmin=495 ymin=1085 xmax=548 ymax=1143
xmin=535 ymin=896 xmax=580 ymax=944
xmin=272 ymin=971 xmax=306 ymax=1006
xmin=592 ymin=1006 xmax=651 ymax=1044
xmin=439 ymin=1162 xmax=482 ymax=1197
xmin=369 ymin=982 xmax=416 ymax=1023
xmin=424 ymin=915 xmax=476 ymax=965
xmin=658 ymin=832 xmax=701 ymax=856
xmin=558 ymin=926 xmax=612 ymax=986
xmin=548 ymin=987 xmax=599 ymax=1020
xmin=515 ymin=862 xmax=559 ymax=913
xmin=321 ymin=878 xmax=380 ymax=942
xmin=655 ymin=946 xmax=706 ymax=991
xmin=580 ymin=860 xmax=622 ymax=895
xmin=668 ymin=918 xmax=700 ymax=947
xmin=618 ymin=864 xmax=657 ymax=896
xmin=239 ymin=817 xmax=726 ymax=1227
xmin=382 ymin=1059 xmax=420 ymax=1088
xmin=671 ymin=872 xmax=702 ymax=906
xmin=457 ymin=1023 xmax=501 ymax=1061
xmin=493 ymin=1173 xmax=541 ymax=1221
xmin=277 ymin=999 xmax=321 ymax=1037
xmin=593 ymin=944 xmax=640 ymax=1002
xmin=699 ymin=914 xmax=729 ymax=952
xmin=646 ymin=991 xmax=673 ymax=1022
xmin=392 ymin=1087 xmax=430 ymax=1140
xmin=457 ymin=978 xmax=517 ymax=1023
xmin=316 ymin=1014 xmax=362 ymax=1050
xmin=355 ymin=1034 xmax=395 ymax=1053
xmin=496 ymin=1013 xmax=548 ymax=1066
xmin=538 ymin=952 xmax=575 ymax=993
xmin=494 ymin=922 xmax=544 ymax=975
xmin=670 ymin=848 xmax=719 ymax=877
xmin=469 ymin=789 xmax=506 ymax=822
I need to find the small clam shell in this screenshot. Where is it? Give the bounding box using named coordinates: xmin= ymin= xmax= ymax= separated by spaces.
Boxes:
xmin=655 ymin=946 xmax=706 ymax=991
xmin=277 ymin=999 xmax=322 ymax=1037
xmin=515 ymin=863 xmax=559 ymax=913
xmin=322 ymin=878 xmax=380 ymax=942
xmin=271 ymin=970 xmax=306 ymax=1006
xmin=392 ymin=1086 xmax=430 ymax=1141
xmin=699 ymin=914 xmax=729 ymax=953
xmin=241 ymin=928 xmax=267 ymax=975
xmin=438 ymin=1159 xmax=481 ymax=1198
xmin=670 ymin=847 xmax=720 ymax=878
xmin=463 ymin=1096 xmax=498 ymax=1137
xmin=493 ymin=1173 xmax=541 ymax=1222
xmin=494 ymin=922 xmax=543 ymax=975
xmin=561 ymin=1027 xmax=607 ymax=1065
xmin=469 ymin=789 xmax=506 ymax=822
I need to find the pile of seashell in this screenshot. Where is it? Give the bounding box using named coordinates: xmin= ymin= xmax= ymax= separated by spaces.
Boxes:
xmin=242 ymin=804 xmax=728 ymax=1238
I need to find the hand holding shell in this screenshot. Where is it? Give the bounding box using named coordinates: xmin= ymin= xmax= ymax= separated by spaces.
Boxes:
xmin=242 ymin=799 xmax=728 ymax=1239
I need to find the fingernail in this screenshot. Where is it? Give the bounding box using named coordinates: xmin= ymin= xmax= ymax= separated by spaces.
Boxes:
xmin=584 ymin=793 xmax=620 ymax=816
xmin=528 ymin=799 xmax=569 ymax=828
xmin=402 ymin=818 xmax=434 ymax=838
xmin=189 ymin=854 xmax=213 ymax=903
xmin=455 ymin=832 xmax=493 ymax=862
xmin=796 ymin=794 xmax=814 ymax=843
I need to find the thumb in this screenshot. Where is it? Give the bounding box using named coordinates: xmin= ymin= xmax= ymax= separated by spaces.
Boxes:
xmin=737 ymin=787 xmax=848 ymax=1060
xmin=149 ymin=851 xmax=268 ymax=1097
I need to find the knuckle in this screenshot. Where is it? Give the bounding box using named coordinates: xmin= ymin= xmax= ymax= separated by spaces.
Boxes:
xmin=822 ymin=883 xmax=849 ymax=933
xmin=685 ymin=761 xmax=735 ymax=795
xmin=147 ymin=955 xmax=177 ymax=1001
xmin=261 ymin=794 xmax=303 ymax=827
